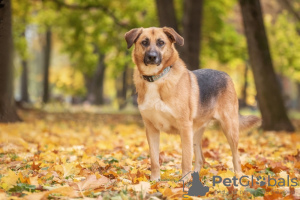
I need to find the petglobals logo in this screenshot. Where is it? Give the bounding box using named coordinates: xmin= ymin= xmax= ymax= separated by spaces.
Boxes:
xmin=178 ymin=171 xmax=299 ymax=198
xmin=213 ymin=175 xmax=298 ymax=187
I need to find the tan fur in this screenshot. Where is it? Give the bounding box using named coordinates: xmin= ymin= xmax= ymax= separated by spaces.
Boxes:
xmin=125 ymin=27 xmax=260 ymax=181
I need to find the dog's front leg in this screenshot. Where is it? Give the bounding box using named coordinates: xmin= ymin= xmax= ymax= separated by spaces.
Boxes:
xmin=180 ymin=125 xmax=193 ymax=179
xmin=145 ymin=121 xmax=160 ymax=181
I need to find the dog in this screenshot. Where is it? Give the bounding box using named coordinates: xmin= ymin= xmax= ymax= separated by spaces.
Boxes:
xmin=125 ymin=27 xmax=260 ymax=181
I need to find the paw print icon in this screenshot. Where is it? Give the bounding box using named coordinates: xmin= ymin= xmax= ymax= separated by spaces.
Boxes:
xmin=256 ymin=176 xmax=266 ymax=186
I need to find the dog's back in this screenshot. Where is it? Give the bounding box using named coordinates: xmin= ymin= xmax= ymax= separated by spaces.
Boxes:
xmin=192 ymin=69 xmax=229 ymax=106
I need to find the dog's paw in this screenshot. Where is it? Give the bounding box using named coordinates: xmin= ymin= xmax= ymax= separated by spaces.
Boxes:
xmin=150 ymin=176 xmax=161 ymax=182
xmin=235 ymin=171 xmax=244 ymax=178
xmin=181 ymin=173 xmax=192 ymax=183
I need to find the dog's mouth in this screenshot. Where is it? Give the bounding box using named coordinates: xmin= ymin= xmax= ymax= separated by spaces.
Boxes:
xmin=144 ymin=60 xmax=161 ymax=66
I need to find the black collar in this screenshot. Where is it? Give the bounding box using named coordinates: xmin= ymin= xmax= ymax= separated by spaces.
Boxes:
xmin=142 ymin=66 xmax=172 ymax=82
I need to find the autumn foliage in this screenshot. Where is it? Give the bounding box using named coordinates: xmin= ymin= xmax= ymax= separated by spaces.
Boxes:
xmin=0 ymin=110 xmax=299 ymax=199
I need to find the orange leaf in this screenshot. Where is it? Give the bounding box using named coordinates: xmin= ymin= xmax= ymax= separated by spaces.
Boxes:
xmin=269 ymin=162 xmax=289 ymax=173
xmin=163 ymin=187 xmax=173 ymax=197
xmin=264 ymin=192 xmax=283 ymax=200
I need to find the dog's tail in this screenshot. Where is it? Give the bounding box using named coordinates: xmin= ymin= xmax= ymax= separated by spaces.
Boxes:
xmin=239 ymin=115 xmax=261 ymax=132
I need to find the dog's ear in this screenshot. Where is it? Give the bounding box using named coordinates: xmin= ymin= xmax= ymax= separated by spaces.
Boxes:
xmin=125 ymin=28 xmax=143 ymax=49
xmin=163 ymin=27 xmax=184 ymax=46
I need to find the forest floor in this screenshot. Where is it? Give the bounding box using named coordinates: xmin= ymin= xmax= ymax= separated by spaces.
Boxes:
xmin=0 ymin=109 xmax=300 ymax=199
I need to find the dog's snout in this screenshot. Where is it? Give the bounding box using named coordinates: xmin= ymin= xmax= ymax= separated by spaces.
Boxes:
xmin=144 ymin=51 xmax=161 ymax=65
xmin=147 ymin=52 xmax=158 ymax=62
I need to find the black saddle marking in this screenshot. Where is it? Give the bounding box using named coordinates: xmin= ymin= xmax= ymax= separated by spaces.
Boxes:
xmin=192 ymin=69 xmax=229 ymax=106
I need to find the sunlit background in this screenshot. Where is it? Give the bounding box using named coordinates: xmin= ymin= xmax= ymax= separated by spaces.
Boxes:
xmin=11 ymin=0 xmax=300 ymax=115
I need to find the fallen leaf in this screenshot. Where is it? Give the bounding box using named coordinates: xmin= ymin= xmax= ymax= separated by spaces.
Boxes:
xmin=63 ymin=163 xmax=80 ymax=178
xmin=70 ymin=175 xmax=110 ymax=191
xmin=269 ymin=162 xmax=289 ymax=173
xmin=0 ymin=170 xmax=18 ymax=190
xmin=129 ymin=181 xmax=150 ymax=198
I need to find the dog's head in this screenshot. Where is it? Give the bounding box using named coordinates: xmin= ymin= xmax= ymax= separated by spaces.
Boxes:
xmin=125 ymin=27 xmax=184 ymax=75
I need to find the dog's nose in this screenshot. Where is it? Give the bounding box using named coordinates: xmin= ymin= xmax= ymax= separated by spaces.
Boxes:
xmin=147 ymin=51 xmax=158 ymax=62
xmin=144 ymin=51 xmax=161 ymax=65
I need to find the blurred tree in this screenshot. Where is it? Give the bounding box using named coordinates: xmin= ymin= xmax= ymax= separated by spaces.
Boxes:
xmin=239 ymin=0 xmax=294 ymax=131
xmin=275 ymin=0 xmax=300 ymax=110
xmin=277 ymin=0 xmax=300 ymax=29
xmin=116 ymin=64 xmax=128 ymax=110
xmin=155 ymin=0 xmax=247 ymax=74
xmin=42 ymin=28 xmax=52 ymax=103
xmin=20 ymin=59 xmax=30 ymax=102
xmin=0 ymin=0 xmax=20 ymax=122
xmin=48 ymin=0 xmax=156 ymax=106
xmin=155 ymin=0 xmax=203 ymax=70
xmin=155 ymin=0 xmax=184 ymax=56
xmin=52 ymin=2 xmax=112 ymax=104
xmin=201 ymin=0 xmax=247 ymax=64
xmin=85 ymin=52 xmax=106 ymax=105
xmin=201 ymin=0 xmax=251 ymax=106
xmin=31 ymin=0 xmax=58 ymax=103
xmin=239 ymin=64 xmax=249 ymax=108
xmin=12 ymin=0 xmax=32 ymax=103
xmin=155 ymin=0 xmax=178 ymax=31
xmin=182 ymin=0 xmax=204 ymax=70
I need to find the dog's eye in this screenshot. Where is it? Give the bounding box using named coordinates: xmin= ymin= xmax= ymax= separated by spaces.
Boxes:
xmin=157 ymin=40 xmax=165 ymax=46
xmin=141 ymin=40 xmax=149 ymax=46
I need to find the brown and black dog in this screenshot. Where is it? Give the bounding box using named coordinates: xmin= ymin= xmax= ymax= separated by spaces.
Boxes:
xmin=125 ymin=27 xmax=260 ymax=181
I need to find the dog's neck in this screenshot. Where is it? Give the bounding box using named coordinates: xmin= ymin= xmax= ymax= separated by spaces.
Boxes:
xmin=141 ymin=66 xmax=172 ymax=82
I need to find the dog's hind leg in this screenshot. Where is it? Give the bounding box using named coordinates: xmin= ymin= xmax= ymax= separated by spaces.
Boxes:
xmin=180 ymin=124 xmax=193 ymax=179
xmin=218 ymin=111 xmax=242 ymax=175
xmin=193 ymin=127 xmax=206 ymax=172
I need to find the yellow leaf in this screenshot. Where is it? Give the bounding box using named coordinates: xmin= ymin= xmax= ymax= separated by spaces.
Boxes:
xmin=63 ymin=163 xmax=80 ymax=178
xmin=46 ymin=186 xmax=78 ymax=198
xmin=167 ymin=181 xmax=177 ymax=188
xmin=245 ymin=168 xmax=256 ymax=176
xmin=131 ymin=167 xmax=138 ymax=174
xmin=0 ymin=170 xmax=18 ymax=190
xmin=200 ymin=168 xmax=209 ymax=176
xmin=18 ymin=172 xmax=29 ymax=184
xmin=54 ymin=165 xmax=64 ymax=175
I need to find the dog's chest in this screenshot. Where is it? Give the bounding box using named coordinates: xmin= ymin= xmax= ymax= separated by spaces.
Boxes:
xmin=138 ymin=83 xmax=175 ymax=132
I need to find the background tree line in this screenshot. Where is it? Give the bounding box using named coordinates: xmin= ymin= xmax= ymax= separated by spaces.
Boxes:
xmin=1 ymin=0 xmax=300 ymax=132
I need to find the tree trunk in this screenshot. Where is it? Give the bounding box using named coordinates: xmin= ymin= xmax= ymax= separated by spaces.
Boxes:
xmin=182 ymin=0 xmax=204 ymax=70
xmin=85 ymin=53 xmax=106 ymax=105
xmin=155 ymin=0 xmax=184 ymax=57
xmin=94 ymin=54 xmax=106 ymax=105
xmin=20 ymin=59 xmax=30 ymax=102
xmin=239 ymin=63 xmax=249 ymax=108
xmin=84 ymin=75 xmax=93 ymax=103
xmin=239 ymin=0 xmax=294 ymax=132
xmin=0 ymin=0 xmax=20 ymax=122
xmin=117 ymin=65 xmax=129 ymax=110
xmin=155 ymin=0 xmax=178 ymax=32
xmin=42 ymin=28 xmax=52 ymax=103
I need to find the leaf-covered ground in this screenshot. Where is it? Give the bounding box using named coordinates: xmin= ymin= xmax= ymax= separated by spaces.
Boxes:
xmin=0 ymin=110 xmax=300 ymax=199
